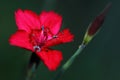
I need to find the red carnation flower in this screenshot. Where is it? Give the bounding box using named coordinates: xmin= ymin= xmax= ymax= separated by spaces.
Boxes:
xmin=9 ymin=9 xmax=74 ymax=71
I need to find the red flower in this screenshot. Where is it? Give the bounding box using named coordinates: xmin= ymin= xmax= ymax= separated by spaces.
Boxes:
xmin=9 ymin=9 xmax=74 ymax=71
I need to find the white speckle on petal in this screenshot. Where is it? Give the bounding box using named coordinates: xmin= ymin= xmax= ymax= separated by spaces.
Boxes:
xmin=33 ymin=45 xmax=41 ymax=52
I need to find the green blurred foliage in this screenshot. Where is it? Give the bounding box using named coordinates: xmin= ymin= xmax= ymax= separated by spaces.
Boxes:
xmin=0 ymin=0 xmax=120 ymax=80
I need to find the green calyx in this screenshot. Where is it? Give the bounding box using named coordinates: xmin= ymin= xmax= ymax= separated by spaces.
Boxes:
xmin=82 ymin=32 xmax=93 ymax=45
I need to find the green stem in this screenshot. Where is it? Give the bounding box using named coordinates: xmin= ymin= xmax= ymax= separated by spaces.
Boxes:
xmin=25 ymin=52 xmax=40 ymax=80
xmin=53 ymin=43 xmax=86 ymax=80
xmin=26 ymin=63 xmax=36 ymax=80
xmin=63 ymin=44 xmax=85 ymax=70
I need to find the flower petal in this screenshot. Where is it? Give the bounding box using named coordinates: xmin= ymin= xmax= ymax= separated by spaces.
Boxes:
xmin=9 ymin=30 xmax=33 ymax=51
xmin=39 ymin=11 xmax=62 ymax=35
xmin=15 ymin=9 xmax=41 ymax=32
xmin=45 ymin=29 xmax=74 ymax=47
xmin=36 ymin=49 xmax=63 ymax=71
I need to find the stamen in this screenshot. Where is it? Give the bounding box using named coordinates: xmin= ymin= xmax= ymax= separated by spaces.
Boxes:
xmin=41 ymin=25 xmax=44 ymax=31
xmin=33 ymin=45 xmax=41 ymax=52
xmin=53 ymin=35 xmax=58 ymax=38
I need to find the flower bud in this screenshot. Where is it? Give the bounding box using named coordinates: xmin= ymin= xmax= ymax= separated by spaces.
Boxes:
xmin=83 ymin=3 xmax=111 ymax=45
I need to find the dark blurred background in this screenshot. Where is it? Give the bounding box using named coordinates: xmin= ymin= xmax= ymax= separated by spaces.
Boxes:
xmin=0 ymin=0 xmax=120 ymax=80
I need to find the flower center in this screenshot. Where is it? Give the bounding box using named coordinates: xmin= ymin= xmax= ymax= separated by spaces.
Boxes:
xmin=29 ymin=26 xmax=48 ymax=52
